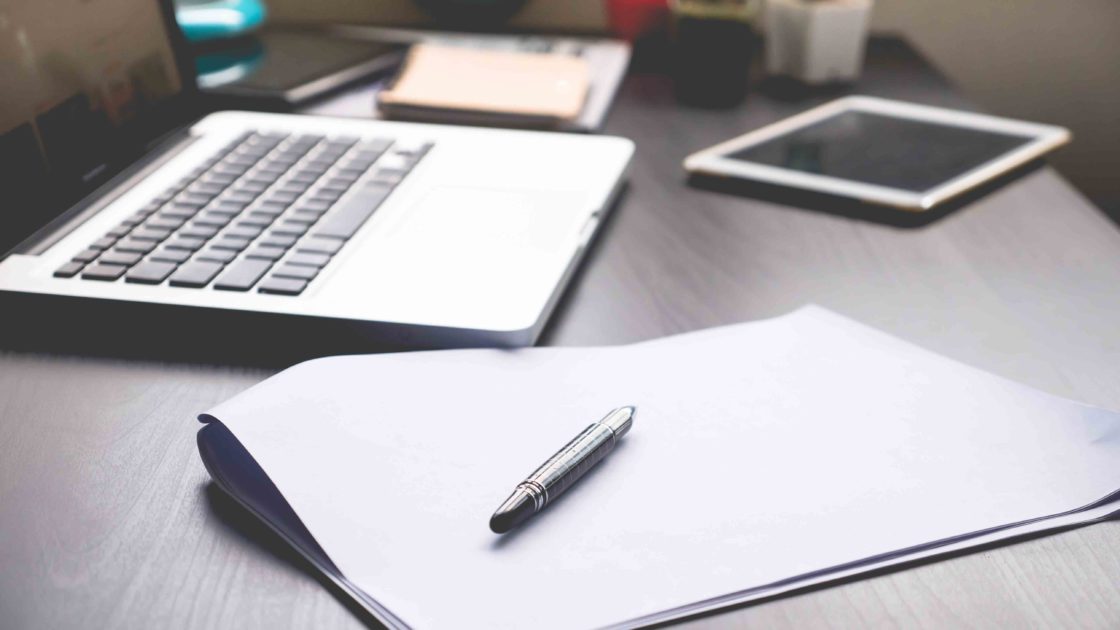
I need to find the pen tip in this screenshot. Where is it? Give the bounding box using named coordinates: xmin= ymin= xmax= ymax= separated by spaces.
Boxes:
xmin=490 ymin=489 xmax=536 ymax=534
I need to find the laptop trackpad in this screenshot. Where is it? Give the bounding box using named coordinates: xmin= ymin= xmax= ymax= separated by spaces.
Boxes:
xmin=354 ymin=186 xmax=590 ymax=318
xmin=389 ymin=185 xmax=589 ymax=253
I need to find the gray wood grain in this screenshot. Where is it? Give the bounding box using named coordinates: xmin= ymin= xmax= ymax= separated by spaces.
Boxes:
xmin=2 ymin=38 xmax=1118 ymax=629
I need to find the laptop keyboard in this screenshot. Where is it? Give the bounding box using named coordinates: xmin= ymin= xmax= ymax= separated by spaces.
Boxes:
xmin=53 ymin=131 xmax=431 ymax=295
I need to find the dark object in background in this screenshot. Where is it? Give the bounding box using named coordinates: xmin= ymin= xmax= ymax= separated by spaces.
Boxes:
xmin=194 ymin=29 xmax=405 ymax=110
xmin=671 ymin=0 xmax=759 ymax=108
xmin=412 ymin=0 xmax=530 ymax=28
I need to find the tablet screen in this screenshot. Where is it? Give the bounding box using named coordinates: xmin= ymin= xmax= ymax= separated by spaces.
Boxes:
xmin=724 ymin=111 xmax=1035 ymax=192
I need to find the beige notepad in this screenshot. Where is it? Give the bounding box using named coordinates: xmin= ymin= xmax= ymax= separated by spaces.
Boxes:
xmin=377 ymin=44 xmax=591 ymax=124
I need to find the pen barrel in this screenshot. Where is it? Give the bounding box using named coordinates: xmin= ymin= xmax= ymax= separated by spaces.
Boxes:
xmin=525 ymin=423 xmax=618 ymax=507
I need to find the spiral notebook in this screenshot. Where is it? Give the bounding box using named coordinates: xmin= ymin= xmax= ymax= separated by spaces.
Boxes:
xmin=197 ymin=307 xmax=1120 ymax=629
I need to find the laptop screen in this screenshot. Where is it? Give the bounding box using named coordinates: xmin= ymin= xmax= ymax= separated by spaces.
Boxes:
xmin=0 ymin=0 xmax=191 ymax=253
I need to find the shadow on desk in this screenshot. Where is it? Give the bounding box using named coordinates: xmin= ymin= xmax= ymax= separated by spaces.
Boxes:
xmin=688 ymin=159 xmax=1048 ymax=228
xmin=0 ymin=296 xmax=406 ymax=368
xmin=203 ymin=483 xmax=387 ymax=629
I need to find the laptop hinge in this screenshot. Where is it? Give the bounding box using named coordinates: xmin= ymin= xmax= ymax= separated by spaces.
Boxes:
xmin=7 ymin=127 xmax=200 ymax=258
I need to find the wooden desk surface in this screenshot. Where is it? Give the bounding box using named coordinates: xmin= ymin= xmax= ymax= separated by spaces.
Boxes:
xmin=2 ymin=38 xmax=1118 ymax=628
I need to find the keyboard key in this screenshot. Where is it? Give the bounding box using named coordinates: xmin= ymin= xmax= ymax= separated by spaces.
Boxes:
xmin=286 ymin=252 xmax=331 ymax=268
xmin=106 ymin=223 xmax=131 ymax=238
xmin=90 ymin=236 xmax=117 ymax=250
xmin=314 ymin=182 xmax=392 ymax=239
xmin=81 ymin=262 xmax=127 ymax=281
xmin=235 ymin=214 xmax=273 ymax=228
xmin=272 ymin=263 xmax=318 ymax=280
xmin=210 ymin=200 xmax=249 ymax=215
xmin=309 ymin=189 xmax=344 ymax=204
xmin=275 ymin=183 xmax=309 ymax=196
xmin=214 ymin=258 xmax=273 ymax=291
xmin=54 ymin=261 xmax=85 ymax=278
xmin=260 ymin=233 xmax=298 ymax=249
xmin=195 ymin=211 xmax=235 ymax=227
xmin=188 ymin=182 xmax=225 ymax=196
xmin=213 ymin=235 xmax=252 ymax=251
xmin=254 ymin=164 xmax=287 ymax=178
xmin=196 ymin=247 xmax=238 ymax=264
xmin=179 ymin=223 xmax=221 ymax=239
xmin=316 ymin=181 xmax=351 ymax=195
xmin=296 ymin=236 xmax=345 ymax=255
xmin=201 ymin=172 xmax=237 ymax=186
xmin=258 ymin=276 xmax=308 ymax=295
xmin=168 ymin=260 xmax=224 ymax=288
xmin=121 ymin=211 xmax=148 ymax=227
xmin=233 ymin=181 xmax=268 ymax=195
xmin=288 ymin=171 xmax=320 ymax=185
xmin=225 ymin=225 xmax=264 ymax=239
xmin=272 ymin=221 xmax=309 ymax=237
xmin=165 ymin=236 xmax=206 ymax=251
xmin=212 ymin=165 xmax=249 ymax=180
xmin=246 ymin=245 xmax=286 ymax=261
xmin=72 ymin=248 xmax=101 ymax=263
xmin=98 ymin=250 xmax=143 ymax=266
xmin=264 ymin=190 xmax=300 ymax=204
xmin=144 ymin=216 xmax=186 ymax=231
xmin=292 ymin=133 xmax=324 ymax=145
xmin=357 ymin=138 xmax=393 ymax=153
xmin=222 ymin=192 xmax=258 ymax=205
xmin=256 ymin=200 xmax=292 ymax=214
xmin=291 ymin=208 xmax=326 ymax=222
xmin=150 ymin=246 xmax=192 ymax=263
xmin=125 ymin=260 xmax=177 ymax=284
xmin=115 ymin=237 xmax=158 ymax=254
xmin=223 ymin=154 xmax=258 ymax=168
xmin=368 ymin=169 xmax=405 ymax=186
xmin=392 ymin=140 xmax=432 ymax=157
xmin=248 ymin=207 xmax=284 ymax=221
xmin=294 ymin=199 xmax=331 ymax=214
xmin=161 ymin=204 xmax=200 ymax=219
xmin=130 ymin=226 xmax=172 ymax=242
xmin=245 ymin=174 xmax=279 ymax=187
xmin=283 ymin=214 xmax=318 ymax=227
xmin=173 ymin=193 xmax=212 ymax=208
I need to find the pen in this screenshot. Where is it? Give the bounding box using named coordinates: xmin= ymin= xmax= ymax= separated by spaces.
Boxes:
xmin=489 ymin=406 xmax=636 ymax=533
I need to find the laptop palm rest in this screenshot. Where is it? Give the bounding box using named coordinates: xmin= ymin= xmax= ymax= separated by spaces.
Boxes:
xmin=330 ymin=185 xmax=590 ymax=327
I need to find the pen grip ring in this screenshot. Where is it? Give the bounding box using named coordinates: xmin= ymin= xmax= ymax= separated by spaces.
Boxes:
xmin=526 ymin=423 xmax=617 ymax=507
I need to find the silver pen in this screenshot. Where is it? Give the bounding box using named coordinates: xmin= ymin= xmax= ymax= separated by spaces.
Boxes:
xmin=489 ymin=406 xmax=636 ymax=533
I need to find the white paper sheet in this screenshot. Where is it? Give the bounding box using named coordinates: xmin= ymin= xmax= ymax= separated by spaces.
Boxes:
xmin=201 ymin=307 xmax=1120 ymax=629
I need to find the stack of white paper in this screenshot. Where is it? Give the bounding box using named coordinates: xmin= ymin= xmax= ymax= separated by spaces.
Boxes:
xmin=198 ymin=307 xmax=1120 ymax=629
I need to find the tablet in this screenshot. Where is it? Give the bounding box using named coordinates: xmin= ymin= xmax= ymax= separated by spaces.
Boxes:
xmin=683 ymin=96 xmax=1070 ymax=211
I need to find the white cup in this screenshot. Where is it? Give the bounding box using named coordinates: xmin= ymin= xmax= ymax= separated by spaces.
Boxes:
xmin=764 ymin=0 xmax=873 ymax=84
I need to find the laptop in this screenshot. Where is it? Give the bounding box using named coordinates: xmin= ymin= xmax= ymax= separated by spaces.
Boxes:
xmin=0 ymin=0 xmax=633 ymax=353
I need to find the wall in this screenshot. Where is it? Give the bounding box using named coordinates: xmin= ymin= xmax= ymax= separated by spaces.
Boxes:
xmin=871 ymin=0 xmax=1120 ymax=217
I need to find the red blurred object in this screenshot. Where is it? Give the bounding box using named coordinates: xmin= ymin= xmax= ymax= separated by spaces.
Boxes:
xmin=607 ymin=0 xmax=669 ymax=41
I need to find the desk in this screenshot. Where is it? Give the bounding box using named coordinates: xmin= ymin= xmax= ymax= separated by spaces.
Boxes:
xmin=2 ymin=37 xmax=1119 ymax=629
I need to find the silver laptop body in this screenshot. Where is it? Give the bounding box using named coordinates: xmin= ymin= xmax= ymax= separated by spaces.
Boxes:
xmin=0 ymin=1 xmax=632 ymax=350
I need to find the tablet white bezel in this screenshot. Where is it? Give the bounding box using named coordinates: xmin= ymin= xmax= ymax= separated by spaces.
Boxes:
xmin=683 ymin=96 xmax=1071 ymax=211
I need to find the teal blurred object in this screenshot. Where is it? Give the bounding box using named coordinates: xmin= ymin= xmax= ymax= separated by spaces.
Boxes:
xmin=194 ymin=38 xmax=266 ymax=89
xmin=176 ymin=0 xmax=267 ymax=43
